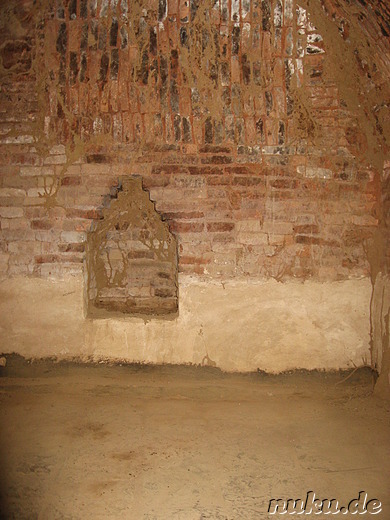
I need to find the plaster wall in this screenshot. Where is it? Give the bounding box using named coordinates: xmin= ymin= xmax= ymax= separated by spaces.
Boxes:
xmin=0 ymin=274 xmax=371 ymax=372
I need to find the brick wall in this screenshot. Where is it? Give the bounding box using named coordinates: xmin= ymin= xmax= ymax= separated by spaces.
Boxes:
xmin=0 ymin=0 xmax=386 ymax=287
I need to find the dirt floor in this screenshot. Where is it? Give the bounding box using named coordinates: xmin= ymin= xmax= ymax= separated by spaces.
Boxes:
xmin=0 ymin=358 xmax=389 ymax=519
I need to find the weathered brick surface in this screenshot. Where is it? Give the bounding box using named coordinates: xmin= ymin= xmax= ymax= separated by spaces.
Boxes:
xmin=0 ymin=0 xmax=388 ymax=286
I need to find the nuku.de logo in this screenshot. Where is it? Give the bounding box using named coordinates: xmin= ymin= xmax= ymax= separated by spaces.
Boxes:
xmin=268 ymin=491 xmax=382 ymax=515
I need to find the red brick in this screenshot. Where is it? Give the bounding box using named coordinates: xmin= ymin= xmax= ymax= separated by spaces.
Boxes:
xmin=169 ymin=221 xmax=204 ymax=233
xmin=179 ymin=256 xmax=211 ymax=265
xmin=206 ymin=175 xmax=231 ymax=186
xmin=152 ymin=165 xmax=188 ymax=175
xmin=207 ymin=222 xmax=235 ymax=232
xmin=270 ymin=178 xmax=299 ymax=189
xmin=201 ymin=156 xmax=233 ymax=165
xmin=58 ymin=243 xmax=85 ymax=253
xmin=163 ymin=211 xmax=204 ymax=220
xmin=188 ymin=166 xmax=223 ymax=175
xmin=293 ymin=224 xmax=319 ymax=234
xmin=31 ymin=220 xmax=54 ymax=230
xmin=61 ymin=176 xmax=81 ymax=186
xmin=65 ymin=208 xmax=101 ymax=219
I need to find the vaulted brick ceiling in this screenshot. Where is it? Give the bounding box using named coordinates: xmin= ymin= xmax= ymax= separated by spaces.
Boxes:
xmin=298 ymin=0 xmax=390 ymax=167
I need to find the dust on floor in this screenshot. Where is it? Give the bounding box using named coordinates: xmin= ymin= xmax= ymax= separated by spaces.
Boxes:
xmin=0 ymin=358 xmax=389 ymax=519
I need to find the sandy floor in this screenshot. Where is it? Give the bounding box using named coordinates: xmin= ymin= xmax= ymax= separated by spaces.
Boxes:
xmin=0 ymin=359 xmax=389 ymax=519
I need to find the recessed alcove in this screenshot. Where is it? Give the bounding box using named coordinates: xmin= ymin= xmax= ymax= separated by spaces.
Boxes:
xmin=86 ymin=177 xmax=178 ymax=318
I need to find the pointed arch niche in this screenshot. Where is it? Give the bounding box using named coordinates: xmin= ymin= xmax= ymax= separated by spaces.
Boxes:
xmin=86 ymin=177 xmax=178 ymax=318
